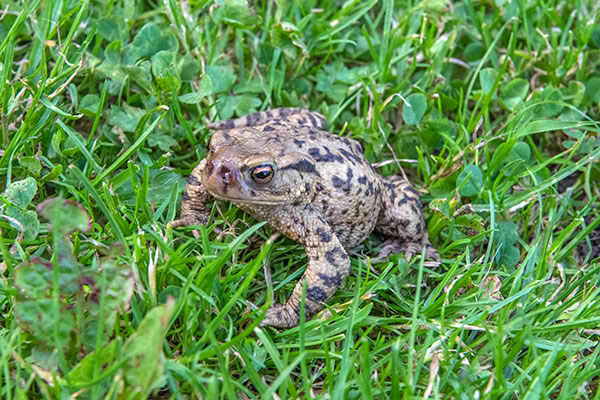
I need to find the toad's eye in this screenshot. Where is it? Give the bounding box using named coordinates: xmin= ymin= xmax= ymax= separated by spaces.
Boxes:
xmin=250 ymin=164 xmax=275 ymax=183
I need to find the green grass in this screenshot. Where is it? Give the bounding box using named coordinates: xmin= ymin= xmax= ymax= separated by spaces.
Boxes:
xmin=1 ymin=0 xmax=599 ymax=398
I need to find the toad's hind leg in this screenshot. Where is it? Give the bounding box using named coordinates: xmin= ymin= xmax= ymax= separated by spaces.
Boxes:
xmin=261 ymin=206 xmax=350 ymax=328
xmin=207 ymin=108 xmax=327 ymax=130
xmin=375 ymin=176 xmax=440 ymax=262
xmin=167 ymin=159 xmax=212 ymax=238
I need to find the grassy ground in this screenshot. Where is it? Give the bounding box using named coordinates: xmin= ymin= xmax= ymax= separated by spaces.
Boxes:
xmin=0 ymin=0 xmax=599 ymax=398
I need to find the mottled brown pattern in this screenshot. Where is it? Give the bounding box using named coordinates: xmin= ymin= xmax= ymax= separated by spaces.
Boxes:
xmin=169 ymin=108 xmax=440 ymax=328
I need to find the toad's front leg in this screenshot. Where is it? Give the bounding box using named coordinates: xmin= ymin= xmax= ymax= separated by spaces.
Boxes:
xmin=167 ymin=159 xmax=213 ymax=238
xmin=261 ymin=206 xmax=350 ymax=328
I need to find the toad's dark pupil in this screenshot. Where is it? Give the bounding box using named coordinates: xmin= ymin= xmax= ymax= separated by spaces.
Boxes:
xmin=255 ymin=170 xmax=269 ymax=179
xmin=251 ymin=165 xmax=274 ymax=182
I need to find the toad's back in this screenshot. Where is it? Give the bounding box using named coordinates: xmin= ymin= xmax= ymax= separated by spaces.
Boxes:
xmin=271 ymin=124 xmax=384 ymax=248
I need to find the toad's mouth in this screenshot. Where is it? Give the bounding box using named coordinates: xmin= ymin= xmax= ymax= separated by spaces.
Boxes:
xmin=205 ymin=189 xmax=288 ymax=206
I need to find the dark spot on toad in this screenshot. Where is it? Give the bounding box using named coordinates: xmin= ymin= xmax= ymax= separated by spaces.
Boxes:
xmin=397 ymin=196 xmax=408 ymax=206
xmin=188 ymin=174 xmax=201 ymax=186
xmin=332 ymin=175 xmax=344 ymax=188
xmin=316 ymin=227 xmax=332 ymax=243
xmin=306 ymin=286 xmax=327 ymax=302
xmin=339 ymin=148 xmax=362 ymax=164
xmin=406 ymin=185 xmax=419 ymax=197
xmin=293 ymin=138 xmax=305 ymax=147
xmin=283 ymin=159 xmax=317 ymax=174
xmin=318 ymin=272 xmax=344 ymax=287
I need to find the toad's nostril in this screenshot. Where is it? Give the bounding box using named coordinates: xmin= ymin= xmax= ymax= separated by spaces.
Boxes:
xmin=216 ymin=164 xmax=235 ymax=184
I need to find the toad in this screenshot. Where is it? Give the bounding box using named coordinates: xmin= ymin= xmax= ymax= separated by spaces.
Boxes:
xmin=169 ymin=108 xmax=440 ymax=328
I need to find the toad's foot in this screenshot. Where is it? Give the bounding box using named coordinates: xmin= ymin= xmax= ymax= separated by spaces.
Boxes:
xmin=260 ymin=303 xmax=301 ymax=328
xmin=260 ymin=298 xmax=326 ymax=328
xmin=167 ymin=215 xmax=211 ymax=238
xmin=372 ymin=239 xmax=441 ymax=265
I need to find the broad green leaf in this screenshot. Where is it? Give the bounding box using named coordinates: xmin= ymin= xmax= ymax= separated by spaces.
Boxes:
xmin=158 ymin=285 xmax=183 ymax=304
xmin=270 ymin=21 xmax=308 ymax=59
xmin=496 ymin=221 xmax=518 ymax=246
xmin=495 ymin=221 xmax=520 ymax=267
xmin=464 ymin=42 xmax=485 ymax=61
xmin=453 ymin=214 xmax=485 ymax=235
xmin=152 ymin=50 xmax=181 ymax=92
xmin=81 ymin=257 xmax=134 ymax=350
xmin=585 ymin=77 xmax=600 ymax=102
xmin=402 ymin=93 xmax=427 ymax=125
xmin=51 ymin=126 xmax=64 ymax=157
xmin=178 ymin=75 xmax=214 ymax=104
xmin=457 ymin=164 xmax=484 ymax=197
xmin=480 ymin=67 xmax=498 ymax=94
xmin=13 ymin=232 xmax=133 ymax=365
xmin=511 ymin=141 xmax=531 ymax=161
xmin=418 ymin=0 xmax=450 ymax=12
xmin=13 ymin=250 xmax=78 ymax=352
xmin=124 ymin=60 xmax=152 ymax=91
xmin=97 ymin=16 xmax=128 ymax=42
xmin=151 ymin=50 xmax=177 ymax=77
xmin=37 ymin=197 xmax=91 ymax=234
xmin=565 ymin=81 xmax=585 ymax=106
xmin=119 ymin=302 xmax=174 ymax=399
xmin=500 ymin=78 xmax=529 ymax=111
xmin=429 ymin=170 xmax=459 ymax=198
xmin=148 ymin=133 xmax=178 ymax=151
xmin=535 ymin=87 xmax=563 ymax=117
xmin=79 ymin=94 xmax=100 ymax=116
xmin=107 ymin=104 xmax=145 ymax=132
xmin=234 ymin=94 xmax=262 ymax=116
xmin=68 ymin=340 xmax=119 ymax=384
xmin=130 ymin=23 xmax=178 ymax=59
xmin=19 ymin=156 xmax=42 ymax=177
xmin=3 ymin=177 xmax=37 ymax=209
xmin=4 ymin=206 xmax=40 ymax=240
xmin=214 ymin=0 xmax=260 ymax=28
xmin=96 ymin=41 xmax=127 ymax=83
xmin=206 ymin=65 xmax=236 ymax=93
xmin=180 ymin=54 xmax=200 ymax=82
xmin=500 ymin=244 xmax=520 ymax=268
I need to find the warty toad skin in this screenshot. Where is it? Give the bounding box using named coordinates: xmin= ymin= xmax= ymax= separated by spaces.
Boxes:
xmin=169 ymin=108 xmax=440 ymax=328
